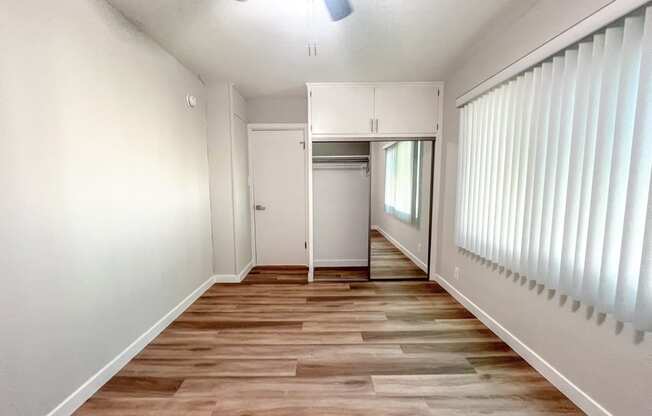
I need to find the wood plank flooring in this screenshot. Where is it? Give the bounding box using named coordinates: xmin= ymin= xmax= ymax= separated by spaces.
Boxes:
xmin=371 ymin=229 xmax=429 ymax=280
xmin=314 ymin=266 xmax=369 ymax=282
xmin=314 ymin=230 xmax=429 ymax=282
xmin=75 ymin=267 xmax=584 ymax=415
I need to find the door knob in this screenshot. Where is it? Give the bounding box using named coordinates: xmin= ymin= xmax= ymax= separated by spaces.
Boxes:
xmin=255 ymin=204 xmax=266 ymax=211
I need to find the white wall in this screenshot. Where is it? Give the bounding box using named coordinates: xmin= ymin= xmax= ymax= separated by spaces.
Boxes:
xmin=0 ymin=1 xmax=212 ymax=415
xmin=437 ymin=1 xmax=652 ymax=415
xmin=371 ymin=141 xmax=432 ymax=270
xmin=206 ymin=84 xmax=252 ymax=276
xmin=247 ymin=96 xmax=308 ymax=123
xmin=206 ymin=83 xmax=236 ymax=274
xmin=313 ymin=166 xmax=370 ymax=267
xmin=313 ymin=142 xmax=369 ymax=157
xmin=232 ymin=113 xmax=253 ymax=273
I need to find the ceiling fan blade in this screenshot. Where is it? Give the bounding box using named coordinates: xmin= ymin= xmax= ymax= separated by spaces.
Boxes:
xmin=324 ymin=0 xmax=353 ymax=21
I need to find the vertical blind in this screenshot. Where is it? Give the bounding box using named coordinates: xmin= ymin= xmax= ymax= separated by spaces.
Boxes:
xmin=455 ymin=6 xmax=652 ymax=331
xmin=385 ymin=141 xmax=421 ymax=225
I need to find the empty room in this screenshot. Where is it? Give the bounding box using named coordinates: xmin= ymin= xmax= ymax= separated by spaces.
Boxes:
xmin=2 ymin=0 xmax=651 ymax=415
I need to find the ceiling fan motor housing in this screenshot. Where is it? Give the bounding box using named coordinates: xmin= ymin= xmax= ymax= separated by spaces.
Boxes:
xmin=324 ymin=0 xmax=353 ymax=21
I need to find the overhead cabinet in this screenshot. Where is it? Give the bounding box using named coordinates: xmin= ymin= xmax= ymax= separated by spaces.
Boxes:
xmin=308 ymin=83 xmax=441 ymax=138
xmin=374 ymin=85 xmax=438 ymax=134
xmin=309 ymin=85 xmax=375 ymax=135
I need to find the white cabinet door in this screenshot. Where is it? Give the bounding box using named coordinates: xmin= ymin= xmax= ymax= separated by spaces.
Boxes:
xmin=310 ymin=86 xmax=374 ymax=135
xmin=374 ymin=85 xmax=438 ymax=135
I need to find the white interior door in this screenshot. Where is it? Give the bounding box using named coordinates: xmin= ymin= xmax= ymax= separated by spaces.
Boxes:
xmin=310 ymin=86 xmax=375 ymax=135
xmin=374 ymin=85 xmax=438 ymax=134
xmin=251 ymin=129 xmax=307 ymax=265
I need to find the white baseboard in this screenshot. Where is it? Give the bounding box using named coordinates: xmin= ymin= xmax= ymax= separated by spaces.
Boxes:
xmin=46 ymin=275 xmax=215 ymax=416
xmin=214 ymin=259 xmax=254 ymax=283
xmin=213 ymin=274 xmax=241 ymax=283
xmin=433 ymin=273 xmax=611 ymax=416
xmin=238 ymin=260 xmax=254 ymax=281
xmin=315 ymin=259 xmax=368 ymax=267
xmin=372 ymin=225 xmax=428 ymax=272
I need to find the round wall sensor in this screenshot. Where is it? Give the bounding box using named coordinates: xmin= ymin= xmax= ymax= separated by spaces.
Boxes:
xmin=186 ymin=94 xmax=197 ymax=108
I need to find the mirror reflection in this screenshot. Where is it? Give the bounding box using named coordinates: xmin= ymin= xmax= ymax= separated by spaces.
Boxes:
xmin=370 ymin=140 xmax=432 ymax=280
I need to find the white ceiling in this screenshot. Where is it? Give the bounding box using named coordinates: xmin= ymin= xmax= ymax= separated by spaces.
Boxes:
xmin=108 ymin=0 xmax=532 ymax=98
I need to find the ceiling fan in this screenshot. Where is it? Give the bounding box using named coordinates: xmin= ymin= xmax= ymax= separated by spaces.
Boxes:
xmin=323 ymin=0 xmax=353 ymax=21
xmin=235 ymin=0 xmax=354 ymax=21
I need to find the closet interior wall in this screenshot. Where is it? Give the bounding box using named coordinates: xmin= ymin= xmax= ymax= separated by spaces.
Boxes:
xmin=312 ymin=142 xmax=371 ymax=272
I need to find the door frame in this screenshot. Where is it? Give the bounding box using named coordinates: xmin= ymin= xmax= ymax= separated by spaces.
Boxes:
xmin=247 ymin=123 xmax=309 ymax=267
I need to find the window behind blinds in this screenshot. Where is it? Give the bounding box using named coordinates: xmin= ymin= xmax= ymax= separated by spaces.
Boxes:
xmin=455 ymin=6 xmax=652 ymax=331
xmin=384 ymin=141 xmax=421 ymax=225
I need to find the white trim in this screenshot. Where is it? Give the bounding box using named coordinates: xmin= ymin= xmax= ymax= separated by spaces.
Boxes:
xmin=304 ymin=125 xmax=313 ymax=282
xmin=307 ymin=81 xmax=442 ymax=88
xmin=456 ymin=0 xmax=648 ymax=107
xmin=228 ymin=83 xmax=238 ymax=274
xmin=46 ymin=276 xmax=215 ymax=416
xmin=429 ymin=84 xmax=444 ymax=280
xmin=307 ymin=91 xmax=315 ymax=283
xmin=433 ymin=273 xmax=613 ymax=416
xmin=248 ymin=123 xmax=307 ymax=132
xmin=314 ymin=259 xmax=369 ymax=267
xmin=372 ymin=225 xmax=428 ymax=272
xmin=213 ymin=274 xmax=242 ymax=283
xmin=237 ymin=260 xmax=254 ymax=281
xmin=311 ymin=134 xmax=437 ymax=141
xmin=247 ymin=127 xmax=257 ymax=267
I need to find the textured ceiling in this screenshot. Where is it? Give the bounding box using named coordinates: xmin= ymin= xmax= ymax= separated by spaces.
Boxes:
xmin=108 ymin=0 xmax=534 ymax=97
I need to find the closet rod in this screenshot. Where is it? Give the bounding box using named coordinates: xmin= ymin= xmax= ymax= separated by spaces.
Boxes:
xmin=313 ymin=163 xmax=369 ymax=172
xmin=312 ymin=155 xmax=369 ymax=163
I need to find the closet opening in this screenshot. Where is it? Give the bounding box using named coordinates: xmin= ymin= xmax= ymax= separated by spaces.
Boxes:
xmin=311 ymin=139 xmax=435 ymax=282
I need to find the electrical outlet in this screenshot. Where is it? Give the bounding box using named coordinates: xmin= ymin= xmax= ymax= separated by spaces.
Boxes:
xmin=454 ymin=266 xmax=460 ymax=280
xmin=417 ymin=243 xmax=422 ymax=253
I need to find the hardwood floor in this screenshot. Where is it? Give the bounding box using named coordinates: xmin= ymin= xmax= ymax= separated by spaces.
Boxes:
xmin=371 ymin=230 xmax=428 ymax=280
xmin=75 ymin=267 xmax=584 ymax=415
xmin=315 ymin=230 xmax=430 ymax=282
xmin=314 ymin=266 xmax=369 ymax=282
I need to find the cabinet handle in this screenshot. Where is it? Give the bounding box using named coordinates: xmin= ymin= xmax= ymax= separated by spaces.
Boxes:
xmin=374 ymin=119 xmax=379 ymax=133
xmin=370 ymin=118 xmax=374 ymax=133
